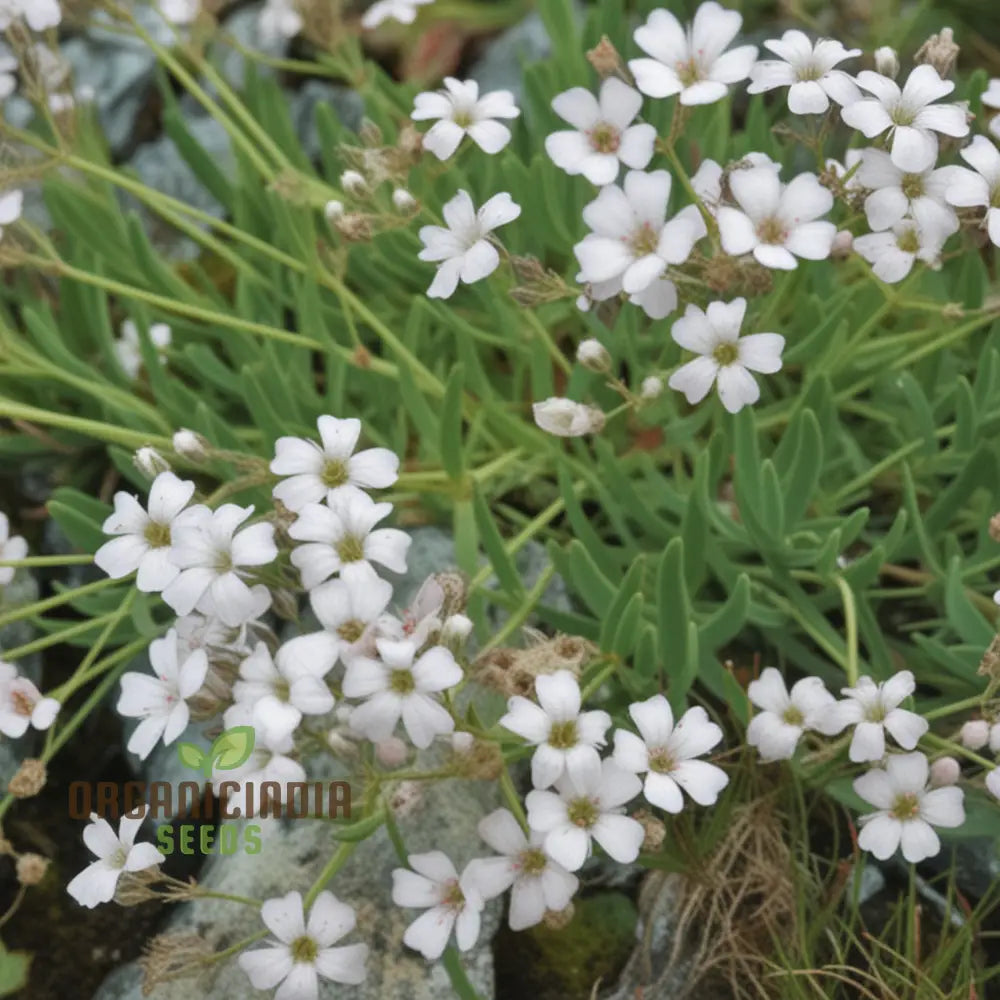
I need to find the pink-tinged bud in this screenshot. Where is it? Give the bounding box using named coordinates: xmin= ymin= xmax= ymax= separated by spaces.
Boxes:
xmin=375 ymin=737 xmax=408 ymax=768
xmin=831 ymin=230 xmax=853 ymax=258
xmin=929 ymin=756 xmax=960 ymax=787
xmin=961 ymin=719 xmax=990 ymax=750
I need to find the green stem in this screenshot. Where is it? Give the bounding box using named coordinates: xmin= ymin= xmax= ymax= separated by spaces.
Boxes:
xmin=442 ymin=948 xmax=485 ymax=1000
xmin=499 ymin=764 xmax=528 ymax=831
xmin=0 ymin=575 xmax=121 ymax=629
xmin=303 ymin=840 xmax=359 ymax=908
xmin=0 ymin=555 xmax=93 ymax=568
xmin=1 ymin=613 xmax=116 ymax=661
xmin=834 ymin=577 xmax=859 ymax=686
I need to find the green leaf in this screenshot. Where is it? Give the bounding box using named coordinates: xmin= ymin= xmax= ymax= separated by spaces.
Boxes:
xmin=48 ymin=488 xmax=111 ymax=553
xmin=944 ymin=556 xmax=995 ymax=647
xmin=0 ymin=941 xmax=30 ymax=997
xmin=176 ymin=742 xmax=207 ymax=771
xmin=211 ymin=726 xmax=256 ymax=772
xmin=440 ymin=364 xmax=466 ymax=481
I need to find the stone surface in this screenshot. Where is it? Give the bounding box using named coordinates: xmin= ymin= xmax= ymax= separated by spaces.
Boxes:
xmin=468 ymin=12 xmax=555 ymax=99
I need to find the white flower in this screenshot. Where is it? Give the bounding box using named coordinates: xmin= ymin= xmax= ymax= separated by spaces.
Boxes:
xmin=343 ymin=639 xmax=461 ymax=748
xmin=114 ymin=319 xmax=171 ymax=380
xmin=532 ymin=398 xmax=605 ymax=437
xmin=613 ymin=695 xmax=728 ymax=813
xmin=162 ymin=504 xmax=277 ymax=627
xmin=224 ymin=633 xmax=338 ymax=734
xmin=418 ymin=190 xmax=520 ymax=299
xmin=717 ymin=166 xmax=835 ymax=269
xmin=853 ymin=217 xmax=949 ymax=283
xmin=841 ymin=65 xmax=969 ymax=173
xmin=392 ymin=851 xmax=485 ymax=960
xmin=668 ymin=298 xmax=784 ymax=414
xmin=0 ymin=662 xmax=58 ymax=738
xmin=412 ymin=78 xmax=519 ymax=160
xmin=525 ymin=759 xmax=644 ymax=872
xmin=289 ymin=491 xmax=410 ymax=590
xmin=944 ymin=134 xmax=1000 ymax=246
xmin=629 ymin=1 xmax=757 ymax=106
xmin=499 ymin=670 xmax=610 ymax=789
xmin=310 ymin=574 xmax=394 ymax=664
xmin=983 ymin=78 xmax=1000 ymax=110
xmin=987 ymin=767 xmax=1000 ymax=802
xmin=258 ymin=0 xmax=303 ymax=42
xmin=465 ymin=808 xmax=578 ymax=930
xmin=0 ymin=0 xmax=61 ymax=31
xmin=854 ymin=148 xmax=958 ymax=234
xmin=854 ymin=752 xmax=964 ymax=862
xmin=575 ymin=170 xmax=705 ymax=294
xmin=361 ymin=0 xmax=433 ymax=29
xmin=238 ymin=890 xmax=367 ymax=995
xmin=690 ymin=154 xmax=781 ymax=214
xmin=746 ymin=667 xmax=842 ymax=761
xmin=545 ymin=77 xmax=655 ymax=185
xmin=837 ymin=671 xmax=928 ymax=763
xmin=66 ymin=810 xmax=164 ymax=908
xmin=270 ymin=416 xmax=399 ymax=512
xmin=94 ymin=472 xmax=198 ymax=593
xmin=0 ymin=512 xmax=27 ymax=586
xmin=157 ymin=0 xmax=200 ymax=24
xmin=0 ymin=188 xmax=23 ymax=242
xmin=747 ymin=31 xmax=860 ymax=114
xmin=117 ymin=629 xmax=208 ymax=760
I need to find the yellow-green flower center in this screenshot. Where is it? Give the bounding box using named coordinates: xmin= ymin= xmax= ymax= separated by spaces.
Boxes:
xmin=783 ymin=705 xmax=804 ymax=726
xmin=548 ymin=719 xmax=578 ymax=750
xmin=567 ymin=796 xmax=599 ymax=829
xmin=337 ymin=619 xmax=365 ymax=643
xmin=144 ymin=521 xmax=171 ymax=548
xmin=900 ymin=173 xmax=924 ymax=200
xmin=757 ymin=216 xmax=787 ymax=244
xmin=648 ymin=747 xmax=677 ymax=774
xmin=889 ymin=792 xmax=920 ymax=821
xmin=897 ymin=229 xmax=920 ymax=254
xmin=390 ymin=669 xmax=415 ymax=695
xmin=322 ymin=459 xmax=349 ymax=489
xmin=518 ymin=847 xmax=548 ymax=876
xmin=291 ymin=936 xmax=318 ymax=963
xmin=589 ymin=122 xmax=620 ymax=154
xmin=712 ymin=342 xmax=740 ymax=366
xmin=336 ymin=534 xmax=364 ymax=564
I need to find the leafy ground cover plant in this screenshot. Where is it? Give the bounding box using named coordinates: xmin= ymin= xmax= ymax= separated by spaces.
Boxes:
xmin=0 ymin=0 xmax=999 ymax=997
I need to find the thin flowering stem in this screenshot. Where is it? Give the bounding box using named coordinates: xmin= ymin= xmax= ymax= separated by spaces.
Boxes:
xmin=499 ymin=763 xmax=529 ymax=831
xmin=0 ymin=554 xmax=93 ymax=568
xmin=833 ymin=576 xmax=860 ymax=686
xmin=923 ymin=733 xmax=995 ymax=772
xmin=922 ymin=695 xmax=995 ymax=721
xmin=303 ymin=839 xmax=361 ymax=908
xmin=0 ymin=574 xmax=122 ymax=630
xmin=0 ymin=399 xmax=175 ymax=451
xmin=1 ymin=613 xmax=118 ymax=662
xmin=477 ymin=564 xmax=556 ymax=653
xmin=441 ymin=947 xmax=486 ymax=1000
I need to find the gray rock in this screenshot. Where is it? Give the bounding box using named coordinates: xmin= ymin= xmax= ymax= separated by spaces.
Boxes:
xmin=289 ymin=80 xmax=364 ymax=160
xmin=468 ymin=12 xmax=557 ymax=99
xmin=93 ymin=744 xmax=501 ymax=999
xmin=210 ymin=3 xmax=283 ymax=90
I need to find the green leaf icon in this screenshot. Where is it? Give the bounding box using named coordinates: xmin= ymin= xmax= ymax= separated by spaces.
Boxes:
xmin=176 ymin=742 xmax=207 ymax=772
xmin=210 ymin=726 xmax=256 ymax=772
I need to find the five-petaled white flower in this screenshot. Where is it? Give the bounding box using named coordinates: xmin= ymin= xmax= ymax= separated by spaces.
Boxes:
xmin=575 ymin=170 xmax=705 ymax=297
xmin=224 ymin=633 xmax=338 ymax=734
xmin=162 ymin=503 xmax=278 ymax=627
xmin=418 ymin=190 xmax=520 ymax=299
xmin=837 ymin=671 xmax=928 ymax=763
xmin=343 ymin=639 xmax=461 ymax=748
xmin=94 ymin=472 xmax=199 ymax=592
xmin=117 ymin=628 xmax=209 ymax=760
xmin=853 ymin=217 xmax=950 ymax=283
xmin=412 ymin=78 xmax=519 ymax=160
xmin=270 ymin=415 xmax=399 ymax=512
xmin=361 ymin=0 xmax=433 ymax=29
xmin=289 ymin=491 xmax=410 ymax=590
xmin=545 ymin=77 xmax=655 ymax=185
xmin=309 ymin=574 xmax=394 ymax=664
xmin=525 ymin=759 xmax=644 ymax=872
xmin=238 ymin=890 xmax=368 ymax=996
xmin=854 ymin=148 xmax=958 ymax=234
xmin=499 ymin=669 xmax=611 ymax=789
xmin=67 ymin=810 xmax=165 ymax=908
xmin=0 ymin=661 xmax=58 ymax=738
xmin=668 ymin=298 xmax=784 ymax=414
xmin=747 ymin=667 xmax=842 ymax=761
xmin=629 ymin=2 xmax=757 ymax=106
xmin=392 ymin=851 xmax=485 ymax=960
xmin=944 ymin=134 xmax=1000 ymax=247
xmin=532 ymin=398 xmax=605 ymax=437
xmin=747 ymin=30 xmax=860 ymax=114
xmin=854 ymin=751 xmax=964 ymax=863
xmin=0 ymin=511 xmax=27 ymax=586
xmin=717 ymin=166 xmax=836 ymax=269
xmin=841 ymin=65 xmax=969 ymax=173
xmin=113 ymin=319 xmax=171 ymax=380
xmin=465 ymin=808 xmax=578 ymax=930
xmin=613 ymin=695 xmax=729 ymax=813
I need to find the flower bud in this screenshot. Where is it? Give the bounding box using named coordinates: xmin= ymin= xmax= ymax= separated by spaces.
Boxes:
xmin=375 ymin=736 xmax=409 ymax=768
xmin=340 ymin=170 xmax=366 ymax=195
xmin=7 ymin=758 xmax=46 ymax=798
xmin=172 ymin=428 xmax=209 ymax=461
xmin=442 ymin=613 xmax=473 ymax=643
xmin=989 ymin=512 xmax=1000 ymax=543
xmin=532 ymin=397 xmax=605 ymax=438
xmin=134 ymin=446 xmax=170 ymax=477
xmin=929 ymin=756 xmax=960 ymax=787
xmin=640 ymin=375 xmax=664 ymax=400
xmin=874 ymin=46 xmax=899 ymax=78
xmin=391 ymin=187 xmax=417 ymax=213
xmin=451 ymin=731 xmax=475 ymax=755
xmin=576 ymin=338 xmax=611 ymax=372
xmin=960 ymin=719 xmax=990 ymax=750
xmin=575 ymin=294 xmax=591 ymax=312
xmin=987 ymin=767 xmax=1000 ymax=801
xmin=16 ymin=853 xmax=48 ymax=887
xmin=324 ymin=199 xmax=345 ymax=222
xmin=831 ymin=229 xmax=854 ymax=258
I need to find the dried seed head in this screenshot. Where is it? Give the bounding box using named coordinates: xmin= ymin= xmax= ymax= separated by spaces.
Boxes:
xmin=979 ymin=633 xmax=1000 ymax=680
xmin=586 ymin=36 xmax=624 ymax=78
xmin=139 ymin=933 xmax=214 ymax=994
xmin=542 ymin=903 xmax=575 ymax=930
xmin=114 ymin=866 xmax=166 ymax=906
xmin=335 ymin=212 xmax=374 ymax=242
xmin=989 ymin=512 xmax=1000 ymax=543
xmin=451 ymin=738 xmax=503 ymax=780
xmin=15 ymin=852 xmax=49 ymax=886
xmin=7 ymin=758 xmax=46 ymax=798
xmin=634 ymin=808 xmax=667 ymax=851
xmin=915 ymin=27 xmax=959 ymax=79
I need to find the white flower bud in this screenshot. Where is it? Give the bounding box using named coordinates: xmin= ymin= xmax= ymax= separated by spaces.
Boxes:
xmin=133 ymin=447 xmax=170 ymax=477
xmin=831 ymin=230 xmax=853 ymax=258
xmin=575 ymin=294 xmax=591 ymax=312
xmin=375 ymin=736 xmax=408 ymax=768
xmin=324 ymin=199 xmax=344 ymax=222
xmin=442 ymin=613 xmax=473 ymax=642
xmin=532 ymin=397 xmax=605 ymax=438
xmin=392 ymin=187 xmax=417 ymax=212
xmin=576 ymin=338 xmax=610 ymax=372
xmin=451 ymin=731 xmax=475 ymax=755
xmin=874 ymin=46 xmax=899 ymax=78
xmin=172 ymin=428 xmax=209 ymax=461
xmin=929 ymin=756 xmax=960 ymax=787
xmin=640 ymin=375 xmax=664 ymax=400
xmin=987 ymin=767 xmax=1000 ymax=801
xmin=340 ymin=170 xmax=366 ymax=195
xmin=960 ymin=719 xmax=990 ymax=750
